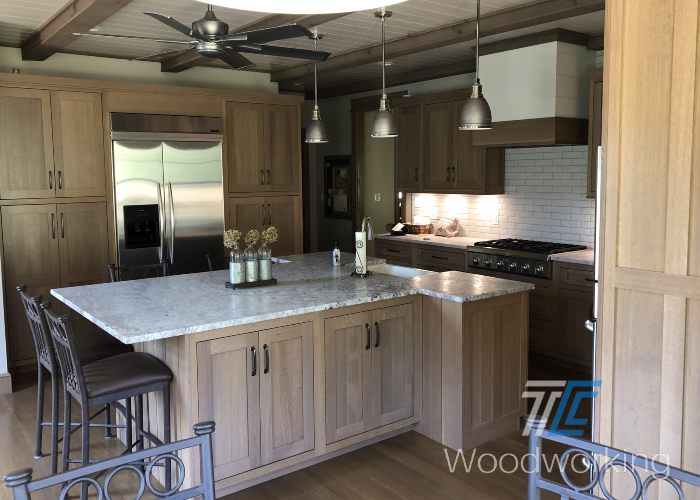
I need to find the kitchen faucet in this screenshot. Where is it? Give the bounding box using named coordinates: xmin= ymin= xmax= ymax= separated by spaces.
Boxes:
xmin=361 ymin=216 xmax=374 ymax=240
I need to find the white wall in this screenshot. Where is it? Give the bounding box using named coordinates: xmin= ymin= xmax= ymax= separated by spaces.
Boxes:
xmin=0 ymin=47 xmax=277 ymax=93
xmin=410 ymin=145 xmax=595 ymax=247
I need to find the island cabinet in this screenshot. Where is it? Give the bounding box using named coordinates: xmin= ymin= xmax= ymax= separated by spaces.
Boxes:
xmin=0 ymin=88 xmax=106 ymax=200
xmin=196 ymin=322 xmax=314 ymax=480
xmin=324 ymin=303 xmax=414 ymax=444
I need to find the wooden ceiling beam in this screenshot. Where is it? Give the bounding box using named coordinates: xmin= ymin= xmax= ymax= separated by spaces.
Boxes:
xmin=160 ymin=12 xmax=350 ymax=73
xmin=21 ymin=0 xmax=136 ymax=61
xmin=587 ymin=32 xmax=604 ymax=51
xmin=271 ymin=0 xmax=605 ymax=85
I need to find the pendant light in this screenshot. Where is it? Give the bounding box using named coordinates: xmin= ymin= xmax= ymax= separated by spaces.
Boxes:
xmin=459 ymin=0 xmax=492 ymax=130
xmin=371 ymin=7 xmax=398 ymax=139
xmin=306 ymin=33 xmax=329 ymax=144
xmin=200 ymin=0 xmax=408 ymax=15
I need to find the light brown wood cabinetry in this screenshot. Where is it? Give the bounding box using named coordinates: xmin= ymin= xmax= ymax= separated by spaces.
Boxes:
xmin=375 ymin=239 xmax=413 ymax=265
xmin=228 ymin=196 xmax=302 ymax=257
xmin=395 ymin=105 xmax=422 ymax=190
xmin=51 ymin=91 xmax=106 ymax=198
xmin=1 ymin=202 xmax=110 ymax=363
xmin=0 ymin=88 xmax=55 ymax=199
xmin=586 ymin=69 xmax=603 ymax=199
xmin=423 ymin=102 xmax=454 ymax=190
xmin=259 ymin=322 xmax=314 ymax=465
xmin=226 ymin=102 xmax=266 ymax=193
xmin=324 ymin=303 xmax=413 ymax=444
xmin=196 ymin=322 xmax=314 ymax=481
xmin=556 ymin=287 xmax=594 ymax=363
xmin=227 ymin=103 xmax=300 ymax=194
xmin=196 ymin=332 xmax=261 ymax=479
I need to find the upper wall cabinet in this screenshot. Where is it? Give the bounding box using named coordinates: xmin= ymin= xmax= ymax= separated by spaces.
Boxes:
xmin=226 ymin=102 xmax=300 ymax=194
xmin=395 ymin=105 xmax=422 ymax=190
xmin=423 ymin=101 xmax=454 ymax=191
xmin=0 ymin=88 xmax=106 ymax=200
xmin=0 ymin=88 xmax=55 ymax=199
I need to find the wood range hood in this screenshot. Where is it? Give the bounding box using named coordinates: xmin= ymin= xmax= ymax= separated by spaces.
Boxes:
xmin=461 ymin=40 xmax=596 ymax=148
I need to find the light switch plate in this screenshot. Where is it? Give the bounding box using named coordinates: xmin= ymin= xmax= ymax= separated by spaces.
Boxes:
xmin=431 ymin=210 xmax=438 ymax=219
xmin=374 ymin=193 xmax=381 ymax=201
xmin=492 ymin=211 xmax=499 ymax=225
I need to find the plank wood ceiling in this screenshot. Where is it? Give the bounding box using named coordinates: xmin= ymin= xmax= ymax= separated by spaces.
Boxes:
xmin=0 ymin=0 xmax=604 ymax=95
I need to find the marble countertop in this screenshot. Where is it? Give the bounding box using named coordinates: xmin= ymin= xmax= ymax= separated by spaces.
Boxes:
xmin=549 ymin=249 xmax=595 ymax=266
xmin=51 ymin=251 xmax=533 ymax=344
xmin=375 ymin=233 xmax=484 ymax=249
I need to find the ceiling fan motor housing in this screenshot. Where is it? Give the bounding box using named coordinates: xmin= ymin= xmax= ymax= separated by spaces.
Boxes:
xmin=193 ymin=10 xmax=229 ymax=39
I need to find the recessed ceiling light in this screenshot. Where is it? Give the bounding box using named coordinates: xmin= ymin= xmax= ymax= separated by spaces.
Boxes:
xmin=377 ymin=61 xmax=394 ymax=66
xmin=293 ymin=83 xmax=304 ymax=86
xmin=197 ymin=0 xmax=408 ymax=15
xmin=89 ymin=26 xmax=103 ymax=32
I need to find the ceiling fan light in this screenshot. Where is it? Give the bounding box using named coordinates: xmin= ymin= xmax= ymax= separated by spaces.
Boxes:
xmin=459 ymin=82 xmax=492 ymax=130
xmin=199 ymin=0 xmax=408 ymax=15
xmin=306 ymin=107 xmax=329 ymax=143
xmin=371 ymin=99 xmax=398 ymax=138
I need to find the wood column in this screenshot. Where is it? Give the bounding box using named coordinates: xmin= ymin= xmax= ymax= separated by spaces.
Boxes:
xmin=598 ymin=0 xmax=700 ymax=497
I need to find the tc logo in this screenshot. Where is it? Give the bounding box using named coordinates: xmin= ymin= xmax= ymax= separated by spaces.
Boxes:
xmin=522 ymin=380 xmax=601 ymax=437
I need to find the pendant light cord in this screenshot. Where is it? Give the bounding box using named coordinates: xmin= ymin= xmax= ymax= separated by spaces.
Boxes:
xmin=475 ymin=0 xmax=480 ymax=83
xmin=314 ymin=38 xmax=319 ymax=108
xmin=382 ymin=13 xmax=386 ymax=96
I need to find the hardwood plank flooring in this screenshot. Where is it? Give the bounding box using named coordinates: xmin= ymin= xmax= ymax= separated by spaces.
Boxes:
xmin=1 ymin=357 xmax=588 ymax=500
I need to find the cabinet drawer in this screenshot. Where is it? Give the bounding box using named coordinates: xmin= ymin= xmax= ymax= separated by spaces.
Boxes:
xmin=559 ymin=267 xmax=595 ymax=288
xmin=416 ymin=245 xmax=465 ymax=270
xmin=376 ymin=241 xmax=413 ymax=261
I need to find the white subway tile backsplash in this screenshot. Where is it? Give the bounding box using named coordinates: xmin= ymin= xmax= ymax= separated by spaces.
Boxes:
xmin=410 ymin=145 xmax=595 ymax=247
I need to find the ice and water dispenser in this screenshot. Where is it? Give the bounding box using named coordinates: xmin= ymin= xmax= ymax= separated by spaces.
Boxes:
xmin=123 ymin=205 xmax=159 ymax=249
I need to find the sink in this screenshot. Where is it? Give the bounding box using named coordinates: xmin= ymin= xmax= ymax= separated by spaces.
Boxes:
xmin=367 ymin=263 xmax=435 ymax=278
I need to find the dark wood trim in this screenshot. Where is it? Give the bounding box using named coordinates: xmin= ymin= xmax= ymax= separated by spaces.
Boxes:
xmin=21 ymin=0 xmax=136 ymax=61
xmin=476 ymin=28 xmax=589 ymax=56
xmin=587 ymin=32 xmax=604 ymax=51
xmin=471 ymin=117 xmax=589 ymax=147
xmin=393 ymin=88 xmax=473 ymax=108
xmin=301 ymin=128 xmax=311 ymax=252
xmin=160 ymin=12 xmax=350 ymax=73
xmin=350 ymin=91 xmax=408 ymax=113
xmin=351 ymin=112 xmax=364 ymax=231
xmin=271 ymin=0 xmax=606 ymax=85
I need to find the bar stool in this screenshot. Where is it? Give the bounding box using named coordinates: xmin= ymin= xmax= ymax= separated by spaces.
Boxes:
xmin=205 ymin=254 xmax=228 ymax=271
xmin=42 ymin=304 xmax=173 ymax=497
xmin=108 ymin=260 xmax=169 ymax=282
xmin=16 ymin=286 xmax=133 ymax=475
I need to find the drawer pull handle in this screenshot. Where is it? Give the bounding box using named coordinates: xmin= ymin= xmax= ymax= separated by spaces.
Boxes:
xmin=263 ymin=344 xmax=270 ymax=374
xmin=51 ymin=214 xmax=56 ymax=239
xmin=365 ymin=324 xmax=371 ymax=350
xmin=48 ymin=171 xmax=53 ymax=190
xmin=260 ymin=170 xmax=264 ymax=185
xmin=447 ymin=167 xmax=450 ymax=181
xmin=585 ymin=278 xmax=598 ymax=283
xmin=374 ymin=321 xmax=380 ymax=348
xmin=432 ymin=255 xmax=448 ymax=260
xmin=251 ymin=346 xmax=257 ymax=376
xmin=386 ymin=248 xmax=400 ymax=253
xmin=414 ymin=168 xmax=418 ymax=182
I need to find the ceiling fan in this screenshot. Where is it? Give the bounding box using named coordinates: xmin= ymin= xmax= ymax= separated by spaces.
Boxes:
xmin=73 ymin=4 xmax=331 ymax=70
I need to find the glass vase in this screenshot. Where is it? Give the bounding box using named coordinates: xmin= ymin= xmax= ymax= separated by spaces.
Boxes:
xmin=258 ymin=241 xmax=272 ymax=281
xmin=229 ymin=243 xmax=245 ymax=284
xmin=244 ymin=243 xmax=259 ymax=282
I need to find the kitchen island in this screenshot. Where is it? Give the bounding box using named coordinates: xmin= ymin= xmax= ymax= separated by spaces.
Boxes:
xmin=52 ymin=252 xmax=533 ymax=495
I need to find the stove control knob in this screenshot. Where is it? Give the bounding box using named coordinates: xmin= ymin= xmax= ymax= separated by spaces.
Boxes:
xmin=522 ymin=264 xmax=530 ymax=273
xmin=472 ymin=257 xmax=480 ymax=266
xmin=496 ymin=261 xmax=504 ymax=269
xmin=509 ymin=262 xmax=518 ymax=271
xmin=484 ymin=259 xmax=492 ymax=267
xmin=535 ymin=265 xmax=544 ymax=275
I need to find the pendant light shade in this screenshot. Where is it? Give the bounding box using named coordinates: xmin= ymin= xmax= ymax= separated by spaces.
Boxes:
xmin=459 ymin=0 xmax=492 ymax=130
xmin=371 ymin=8 xmax=398 ymax=139
xmin=306 ymin=34 xmax=329 ymax=144
xmin=201 ymin=0 xmax=408 ymax=14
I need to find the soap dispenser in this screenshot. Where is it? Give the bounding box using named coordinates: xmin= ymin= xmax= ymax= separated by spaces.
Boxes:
xmin=333 ymin=242 xmax=341 ymax=267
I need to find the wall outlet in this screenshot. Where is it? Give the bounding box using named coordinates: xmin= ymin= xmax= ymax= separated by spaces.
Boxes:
xmin=431 ymin=209 xmax=438 ymax=219
xmin=492 ymin=211 xmax=499 ymax=225
xmin=374 ymin=193 xmax=381 ymax=202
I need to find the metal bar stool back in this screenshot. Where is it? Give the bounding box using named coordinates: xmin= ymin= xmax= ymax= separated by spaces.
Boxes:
xmin=108 ymin=260 xmax=169 ymax=282
xmin=205 ymin=254 xmax=228 ymax=271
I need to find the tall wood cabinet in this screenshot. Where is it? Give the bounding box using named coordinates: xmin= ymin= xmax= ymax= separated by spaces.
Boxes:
xmin=0 ymin=88 xmax=106 ymax=200
xmin=1 ymin=202 xmax=110 ymax=362
xmin=228 ymin=196 xmax=302 ymax=257
xmin=196 ymin=322 xmax=314 ymax=481
xmin=324 ymin=303 xmax=413 ymax=444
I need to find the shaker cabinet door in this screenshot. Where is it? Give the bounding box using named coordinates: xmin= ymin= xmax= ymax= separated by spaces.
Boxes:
xmin=259 ymin=322 xmax=314 ymax=465
xmin=197 ymin=332 xmax=261 ymax=480
xmin=57 ymin=202 xmax=110 ymax=287
xmin=227 ymin=102 xmax=266 ymax=193
xmin=51 ymin=91 xmax=106 ymax=198
xmin=452 ymin=101 xmax=485 ymax=192
xmin=324 ymin=312 xmax=374 ymax=443
xmin=396 ymin=105 xmax=422 ymax=190
xmin=557 ymin=288 xmax=595 ymax=364
xmin=266 ymin=196 xmax=302 ymax=257
xmin=264 ymin=104 xmax=299 ymax=192
xmin=228 ymin=197 xmax=266 ymax=236
xmin=423 ymin=102 xmax=453 ymax=190
xmin=0 ymin=88 xmax=55 ymax=199
xmin=371 ymin=304 xmax=414 ymax=428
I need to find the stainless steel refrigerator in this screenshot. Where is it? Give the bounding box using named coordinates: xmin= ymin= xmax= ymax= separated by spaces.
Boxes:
xmin=111 ymin=113 xmax=225 ymax=275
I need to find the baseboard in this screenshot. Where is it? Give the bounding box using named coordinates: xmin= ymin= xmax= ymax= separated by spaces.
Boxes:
xmin=0 ymin=372 xmax=12 ymax=395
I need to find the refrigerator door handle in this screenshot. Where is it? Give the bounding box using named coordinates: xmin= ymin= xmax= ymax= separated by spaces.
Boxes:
xmin=157 ymin=182 xmax=165 ymax=262
xmin=169 ymin=182 xmax=175 ymax=265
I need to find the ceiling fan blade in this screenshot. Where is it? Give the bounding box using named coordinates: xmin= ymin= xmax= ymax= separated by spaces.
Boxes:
xmin=218 ymin=49 xmax=256 ymax=70
xmin=72 ymin=32 xmax=196 ymax=44
xmin=221 ymin=24 xmax=313 ymax=45
xmin=143 ymin=12 xmax=196 ymax=38
xmin=231 ymin=43 xmax=330 ymax=61
xmin=132 ymin=47 xmax=191 ymax=61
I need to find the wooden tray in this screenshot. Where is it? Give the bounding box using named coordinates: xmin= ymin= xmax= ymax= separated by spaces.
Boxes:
xmin=404 ymin=223 xmax=434 ymax=235
xmin=225 ymin=279 xmax=277 ymax=290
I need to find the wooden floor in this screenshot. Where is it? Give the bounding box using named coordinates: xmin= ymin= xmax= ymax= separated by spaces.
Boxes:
xmin=1 ymin=358 xmax=590 ymax=500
